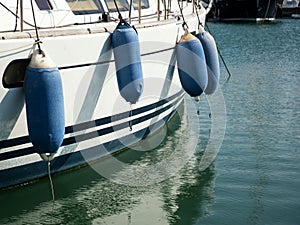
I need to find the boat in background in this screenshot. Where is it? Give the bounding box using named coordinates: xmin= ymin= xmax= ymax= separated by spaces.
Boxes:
xmin=277 ymin=0 xmax=300 ymax=17
xmin=0 ymin=0 xmax=216 ymax=189
xmin=207 ymin=0 xmax=283 ymax=22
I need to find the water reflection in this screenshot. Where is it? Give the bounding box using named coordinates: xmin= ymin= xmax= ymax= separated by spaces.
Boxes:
xmin=0 ymin=158 xmax=215 ymax=224
xmin=161 ymin=162 xmax=216 ymax=225
xmin=0 ymin=99 xmax=216 ymax=225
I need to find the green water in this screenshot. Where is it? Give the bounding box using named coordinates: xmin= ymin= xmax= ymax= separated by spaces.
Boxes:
xmin=1 ymin=19 xmax=300 ymax=225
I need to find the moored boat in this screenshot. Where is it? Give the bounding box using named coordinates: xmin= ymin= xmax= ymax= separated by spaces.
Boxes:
xmin=0 ymin=0 xmax=216 ymax=189
xmin=278 ymin=0 xmax=300 ymax=17
xmin=208 ymin=0 xmax=283 ymax=22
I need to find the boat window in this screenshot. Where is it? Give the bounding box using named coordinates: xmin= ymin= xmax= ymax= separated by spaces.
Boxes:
xmin=66 ymin=0 xmax=104 ymax=15
xmin=132 ymin=0 xmax=149 ymax=10
xmin=105 ymin=0 xmax=130 ymax=12
xmin=35 ymin=0 xmax=53 ymax=10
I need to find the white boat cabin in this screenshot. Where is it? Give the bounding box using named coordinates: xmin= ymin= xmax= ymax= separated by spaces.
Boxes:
xmin=0 ymin=0 xmax=161 ymax=32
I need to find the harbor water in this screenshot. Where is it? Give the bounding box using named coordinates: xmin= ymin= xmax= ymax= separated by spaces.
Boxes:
xmin=0 ymin=19 xmax=300 ymax=225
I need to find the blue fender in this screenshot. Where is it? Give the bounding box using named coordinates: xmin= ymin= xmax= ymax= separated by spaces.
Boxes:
xmin=196 ymin=31 xmax=220 ymax=95
xmin=24 ymin=50 xmax=65 ymax=154
xmin=112 ymin=22 xmax=144 ymax=104
xmin=176 ymin=34 xmax=208 ymax=97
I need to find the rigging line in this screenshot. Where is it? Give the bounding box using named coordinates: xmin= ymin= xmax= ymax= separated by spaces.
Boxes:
xmin=0 ymin=2 xmax=79 ymax=32
xmin=30 ymin=0 xmax=42 ymax=53
xmin=193 ymin=1 xmax=231 ymax=79
xmin=177 ymin=0 xmax=188 ymax=29
xmin=0 ymin=40 xmax=41 ymax=54
xmin=205 ymin=22 xmax=232 ymax=79
xmin=112 ymin=0 xmax=124 ymax=21
xmin=14 ymin=0 xmax=19 ymax=31
xmin=0 ymin=2 xmax=39 ymax=29
xmin=129 ymin=0 xmax=133 ymax=23
xmin=194 ymin=1 xmax=204 ymax=29
xmin=58 ymin=46 xmax=175 ymax=70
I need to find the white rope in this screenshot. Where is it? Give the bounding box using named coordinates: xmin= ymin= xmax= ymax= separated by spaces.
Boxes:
xmin=0 ymin=40 xmax=41 ymax=54
xmin=48 ymin=161 xmax=56 ymax=204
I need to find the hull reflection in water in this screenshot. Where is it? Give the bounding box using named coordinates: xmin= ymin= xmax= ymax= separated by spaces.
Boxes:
xmin=0 ymin=99 xmax=216 ymax=225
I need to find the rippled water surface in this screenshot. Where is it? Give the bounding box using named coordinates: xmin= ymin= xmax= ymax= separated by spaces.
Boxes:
xmin=0 ymin=19 xmax=300 ymax=225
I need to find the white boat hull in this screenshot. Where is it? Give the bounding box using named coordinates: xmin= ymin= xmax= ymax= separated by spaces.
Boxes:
xmin=0 ymin=21 xmax=194 ymax=189
xmin=0 ymin=0 xmax=208 ymax=189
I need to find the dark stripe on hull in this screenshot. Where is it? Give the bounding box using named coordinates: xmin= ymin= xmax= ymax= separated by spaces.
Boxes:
xmin=0 ymin=90 xmax=183 ymax=150
xmin=0 ymin=105 xmax=179 ymax=189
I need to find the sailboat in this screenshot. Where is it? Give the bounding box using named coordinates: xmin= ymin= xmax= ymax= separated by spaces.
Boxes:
xmin=0 ymin=0 xmax=217 ymax=189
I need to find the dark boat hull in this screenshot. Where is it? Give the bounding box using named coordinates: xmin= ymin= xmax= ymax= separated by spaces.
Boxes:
xmin=212 ymin=0 xmax=282 ymax=22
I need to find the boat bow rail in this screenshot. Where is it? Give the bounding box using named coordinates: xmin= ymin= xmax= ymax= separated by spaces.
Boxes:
xmin=0 ymin=0 xmax=179 ymax=32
